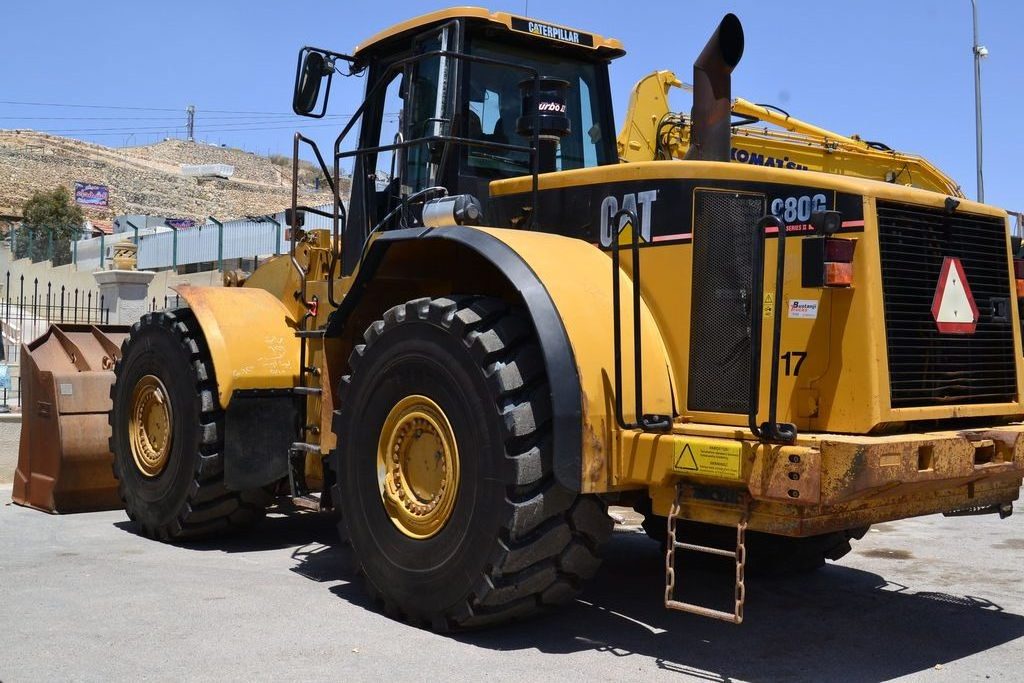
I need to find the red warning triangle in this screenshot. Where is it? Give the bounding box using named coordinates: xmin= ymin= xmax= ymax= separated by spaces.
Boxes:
xmin=931 ymin=256 xmax=979 ymax=334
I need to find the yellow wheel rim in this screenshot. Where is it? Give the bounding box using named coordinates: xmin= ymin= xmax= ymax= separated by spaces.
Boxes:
xmin=377 ymin=395 xmax=460 ymax=539
xmin=129 ymin=374 xmax=173 ymax=478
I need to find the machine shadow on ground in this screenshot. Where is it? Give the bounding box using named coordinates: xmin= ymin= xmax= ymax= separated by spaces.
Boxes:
xmin=114 ymin=511 xmax=1024 ymax=681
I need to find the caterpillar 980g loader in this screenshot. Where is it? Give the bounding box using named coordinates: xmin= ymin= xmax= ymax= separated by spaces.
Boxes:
xmin=67 ymin=9 xmax=1024 ymax=628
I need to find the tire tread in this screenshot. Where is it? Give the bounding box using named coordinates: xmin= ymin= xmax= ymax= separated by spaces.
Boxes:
xmin=110 ymin=308 xmax=272 ymax=541
xmin=332 ymin=296 xmax=610 ymax=630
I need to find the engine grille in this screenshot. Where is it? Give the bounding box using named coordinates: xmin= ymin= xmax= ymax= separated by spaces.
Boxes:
xmin=876 ymin=200 xmax=1017 ymax=408
xmin=688 ymin=189 xmax=765 ymax=413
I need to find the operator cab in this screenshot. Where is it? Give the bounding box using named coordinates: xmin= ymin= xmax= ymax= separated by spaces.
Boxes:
xmin=292 ymin=8 xmax=624 ymax=273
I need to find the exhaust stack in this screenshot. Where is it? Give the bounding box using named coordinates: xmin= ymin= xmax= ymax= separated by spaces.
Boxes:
xmin=684 ymin=13 xmax=744 ymax=162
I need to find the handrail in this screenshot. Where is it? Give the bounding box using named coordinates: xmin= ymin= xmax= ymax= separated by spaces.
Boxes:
xmin=331 ymin=48 xmax=544 ymax=245
xmin=289 ymin=45 xmax=552 ymax=316
xmin=748 ymin=214 xmax=797 ymax=443
xmin=610 ymin=208 xmax=671 ymax=432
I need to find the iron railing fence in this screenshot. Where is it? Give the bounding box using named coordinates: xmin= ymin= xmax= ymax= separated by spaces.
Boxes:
xmin=0 ymin=271 xmax=110 ymax=408
xmin=150 ymin=294 xmax=182 ymax=312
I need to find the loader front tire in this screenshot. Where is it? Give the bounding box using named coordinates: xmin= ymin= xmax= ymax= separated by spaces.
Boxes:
xmin=110 ymin=309 xmax=272 ymax=541
xmin=332 ymin=296 xmax=611 ymax=630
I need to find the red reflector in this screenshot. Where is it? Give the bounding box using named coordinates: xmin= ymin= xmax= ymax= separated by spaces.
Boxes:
xmin=825 ymin=262 xmax=853 ymax=287
xmin=825 ymin=238 xmax=856 ymax=263
xmin=1016 ymin=279 xmax=1024 ymax=299
xmin=1014 ymin=258 xmax=1024 ymax=280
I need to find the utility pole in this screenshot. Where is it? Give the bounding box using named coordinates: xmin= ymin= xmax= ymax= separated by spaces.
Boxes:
xmin=971 ymin=0 xmax=988 ymax=202
xmin=186 ymin=105 xmax=196 ymax=142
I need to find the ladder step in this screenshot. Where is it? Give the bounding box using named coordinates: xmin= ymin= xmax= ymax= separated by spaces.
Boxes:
xmin=664 ymin=483 xmax=749 ymax=625
xmin=293 ymin=386 xmax=322 ymax=396
xmin=665 ymin=600 xmax=744 ymax=624
xmin=295 ymin=329 xmax=325 ymax=338
xmin=291 ymin=442 xmax=321 ymax=454
xmin=672 ymin=542 xmax=737 ymax=559
xmin=290 ymin=494 xmax=321 ymax=511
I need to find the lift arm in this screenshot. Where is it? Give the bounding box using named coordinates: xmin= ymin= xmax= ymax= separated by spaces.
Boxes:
xmin=616 ymin=70 xmax=964 ymax=197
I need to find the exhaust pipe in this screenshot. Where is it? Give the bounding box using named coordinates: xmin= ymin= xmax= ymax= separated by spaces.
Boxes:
xmin=684 ymin=13 xmax=744 ymax=162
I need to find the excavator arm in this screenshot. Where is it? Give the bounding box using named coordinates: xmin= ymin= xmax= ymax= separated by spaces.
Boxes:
xmin=617 ymin=70 xmax=964 ymax=197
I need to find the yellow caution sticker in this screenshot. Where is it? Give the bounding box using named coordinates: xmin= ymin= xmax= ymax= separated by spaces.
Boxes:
xmin=671 ymin=437 xmax=743 ymax=480
xmin=763 ymin=293 xmax=775 ymax=319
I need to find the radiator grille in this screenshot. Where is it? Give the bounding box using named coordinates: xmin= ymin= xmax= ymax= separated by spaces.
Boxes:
xmin=876 ymin=200 xmax=1017 ymax=408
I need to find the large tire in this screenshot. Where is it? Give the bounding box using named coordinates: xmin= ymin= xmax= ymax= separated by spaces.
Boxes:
xmin=110 ymin=308 xmax=273 ymax=541
xmin=331 ymin=296 xmax=612 ymax=630
xmin=637 ymin=499 xmax=867 ymax=575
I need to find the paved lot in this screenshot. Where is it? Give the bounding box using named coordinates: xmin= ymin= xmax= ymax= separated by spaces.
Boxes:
xmin=1 ymin=486 xmax=1022 ymax=682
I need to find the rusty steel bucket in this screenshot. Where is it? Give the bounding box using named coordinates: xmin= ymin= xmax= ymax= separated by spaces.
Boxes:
xmin=12 ymin=324 xmax=129 ymax=513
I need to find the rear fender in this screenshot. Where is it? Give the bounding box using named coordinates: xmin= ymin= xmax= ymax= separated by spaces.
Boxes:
xmin=326 ymin=226 xmax=676 ymax=493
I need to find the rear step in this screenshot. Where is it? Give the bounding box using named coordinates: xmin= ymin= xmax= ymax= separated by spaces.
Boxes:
xmin=664 ymin=485 xmax=748 ymax=624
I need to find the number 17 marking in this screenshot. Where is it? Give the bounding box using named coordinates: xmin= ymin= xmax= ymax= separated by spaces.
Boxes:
xmin=780 ymin=351 xmax=807 ymax=376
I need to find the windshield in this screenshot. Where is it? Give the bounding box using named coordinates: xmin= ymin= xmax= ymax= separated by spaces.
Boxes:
xmin=463 ymin=38 xmax=611 ymax=177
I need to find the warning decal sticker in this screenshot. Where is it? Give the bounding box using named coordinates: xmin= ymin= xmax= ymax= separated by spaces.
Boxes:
xmin=671 ymin=437 xmax=743 ymax=480
xmin=931 ymin=256 xmax=979 ymax=334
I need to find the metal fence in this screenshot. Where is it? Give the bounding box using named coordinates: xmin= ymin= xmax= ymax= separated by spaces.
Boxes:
xmin=8 ymin=225 xmax=91 ymax=266
xmin=0 ymin=271 xmax=110 ymax=408
xmin=150 ymin=294 xmax=182 ymax=312
xmin=135 ymin=218 xmax=285 ymax=271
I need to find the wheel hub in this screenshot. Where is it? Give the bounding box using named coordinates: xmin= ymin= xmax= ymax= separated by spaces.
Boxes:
xmin=378 ymin=395 xmax=460 ymax=539
xmin=129 ymin=374 xmax=173 ymax=477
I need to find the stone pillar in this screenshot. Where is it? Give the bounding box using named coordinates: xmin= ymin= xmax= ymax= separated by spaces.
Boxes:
xmin=93 ymin=270 xmax=156 ymax=325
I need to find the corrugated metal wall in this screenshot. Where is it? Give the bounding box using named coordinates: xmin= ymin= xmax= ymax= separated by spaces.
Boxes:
xmin=73 ymin=203 xmax=339 ymax=272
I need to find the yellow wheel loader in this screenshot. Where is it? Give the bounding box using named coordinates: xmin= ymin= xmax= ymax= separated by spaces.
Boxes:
xmin=18 ymin=8 xmax=1024 ymax=629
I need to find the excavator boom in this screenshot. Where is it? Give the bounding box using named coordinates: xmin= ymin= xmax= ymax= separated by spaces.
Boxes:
xmin=617 ymin=69 xmax=964 ymax=197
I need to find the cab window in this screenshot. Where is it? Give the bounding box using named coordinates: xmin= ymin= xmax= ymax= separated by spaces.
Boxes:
xmin=462 ymin=38 xmax=611 ymax=178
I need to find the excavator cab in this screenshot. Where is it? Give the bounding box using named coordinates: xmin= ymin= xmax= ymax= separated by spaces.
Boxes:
xmin=292 ymin=9 xmax=624 ymax=272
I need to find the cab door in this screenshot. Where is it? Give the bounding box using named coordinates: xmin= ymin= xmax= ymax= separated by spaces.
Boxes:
xmin=404 ymin=21 xmax=461 ymax=195
xmin=343 ymin=21 xmax=460 ymax=274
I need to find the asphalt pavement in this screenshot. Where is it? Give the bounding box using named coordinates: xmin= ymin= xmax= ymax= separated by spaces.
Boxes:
xmin=1 ymin=486 xmax=1022 ymax=682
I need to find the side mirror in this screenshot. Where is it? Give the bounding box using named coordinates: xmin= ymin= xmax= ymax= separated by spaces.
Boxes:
xmin=293 ymin=49 xmax=332 ymax=117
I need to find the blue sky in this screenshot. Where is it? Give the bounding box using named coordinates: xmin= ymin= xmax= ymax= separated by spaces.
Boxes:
xmin=2 ymin=1 xmax=1021 ymax=210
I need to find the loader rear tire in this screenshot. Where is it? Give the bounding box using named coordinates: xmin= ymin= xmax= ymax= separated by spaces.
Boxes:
xmin=110 ymin=308 xmax=273 ymax=541
xmin=332 ymin=296 xmax=612 ymax=630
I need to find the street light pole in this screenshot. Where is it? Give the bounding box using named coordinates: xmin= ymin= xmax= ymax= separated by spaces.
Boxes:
xmin=971 ymin=0 xmax=988 ymax=202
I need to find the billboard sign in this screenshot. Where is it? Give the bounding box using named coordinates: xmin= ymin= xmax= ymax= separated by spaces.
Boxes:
xmin=74 ymin=182 xmax=109 ymax=207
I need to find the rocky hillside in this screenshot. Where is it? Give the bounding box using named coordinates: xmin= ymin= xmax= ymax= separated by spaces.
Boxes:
xmin=0 ymin=131 xmax=341 ymax=221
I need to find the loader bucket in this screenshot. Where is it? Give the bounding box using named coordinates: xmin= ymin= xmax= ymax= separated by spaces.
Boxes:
xmin=12 ymin=323 xmax=129 ymax=513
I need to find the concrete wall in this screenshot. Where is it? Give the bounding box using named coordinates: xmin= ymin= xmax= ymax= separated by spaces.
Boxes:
xmin=0 ymin=413 xmax=20 ymax=484
xmin=0 ymin=243 xmax=224 ymax=313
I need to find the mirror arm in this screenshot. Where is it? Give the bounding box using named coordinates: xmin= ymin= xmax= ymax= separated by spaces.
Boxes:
xmin=301 ymin=46 xmax=360 ymax=74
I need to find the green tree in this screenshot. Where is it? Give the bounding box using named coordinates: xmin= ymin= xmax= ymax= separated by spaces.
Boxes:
xmin=14 ymin=186 xmax=85 ymax=265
